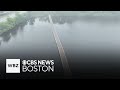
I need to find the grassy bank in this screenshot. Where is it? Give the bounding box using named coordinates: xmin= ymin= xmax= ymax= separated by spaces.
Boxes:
xmin=0 ymin=12 xmax=28 ymax=35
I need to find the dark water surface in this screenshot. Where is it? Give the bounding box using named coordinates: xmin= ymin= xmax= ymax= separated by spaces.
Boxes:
xmin=1 ymin=15 xmax=120 ymax=79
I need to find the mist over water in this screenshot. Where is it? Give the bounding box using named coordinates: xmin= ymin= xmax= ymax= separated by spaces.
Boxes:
xmin=1 ymin=12 xmax=120 ymax=78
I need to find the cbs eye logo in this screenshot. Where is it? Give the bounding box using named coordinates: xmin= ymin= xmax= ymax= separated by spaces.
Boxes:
xmin=6 ymin=59 xmax=20 ymax=73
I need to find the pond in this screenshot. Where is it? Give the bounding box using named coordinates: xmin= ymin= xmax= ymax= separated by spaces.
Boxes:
xmin=1 ymin=15 xmax=120 ymax=78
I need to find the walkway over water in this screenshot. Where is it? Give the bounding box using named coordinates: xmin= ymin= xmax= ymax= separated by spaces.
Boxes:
xmin=1 ymin=12 xmax=120 ymax=79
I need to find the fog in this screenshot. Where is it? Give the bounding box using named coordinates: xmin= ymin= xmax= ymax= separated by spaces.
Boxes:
xmin=0 ymin=11 xmax=120 ymax=79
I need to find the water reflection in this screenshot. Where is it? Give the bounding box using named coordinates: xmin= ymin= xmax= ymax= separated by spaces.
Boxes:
xmin=10 ymin=27 xmax=19 ymax=37
xmin=41 ymin=16 xmax=119 ymax=25
xmin=0 ymin=40 xmax=1 ymax=46
xmin=52 ymin=16 xmax=120 ymax=24
xmin=38 ymin=16 xmax=49 ymax=22
xmin=29 ymin=17 xmax=35 ymax=25
xmin=19 ymin=21 xmax=28 ymax=30
xmin=1 ymin=15 xmax=120 ymax=45
xmin=0 ymin=20 xmax=28 ymax=44
xmin=2 ymin=33 xmax=11 ymax=42
xmin=36 ymin=16 xmax=78 ymax=24
xmin=0 ymin=13 xmax=120 ymax=78
xmin=51 ymin=16 xmax=76 ymax=24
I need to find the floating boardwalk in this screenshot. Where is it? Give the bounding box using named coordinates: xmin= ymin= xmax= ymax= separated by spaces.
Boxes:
xmin=48 ymin=15 xmax=72 ymax=77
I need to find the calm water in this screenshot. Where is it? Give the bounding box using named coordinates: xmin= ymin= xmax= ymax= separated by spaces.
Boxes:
xmin=1 ymin=15 xmax=120 ymax=78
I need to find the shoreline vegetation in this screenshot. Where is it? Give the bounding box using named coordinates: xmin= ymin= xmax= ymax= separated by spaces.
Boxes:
xmin=0 ymin=12 xmax=29 ymax=35
xmin=0 ymin=11 xmax=120 ymax=36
